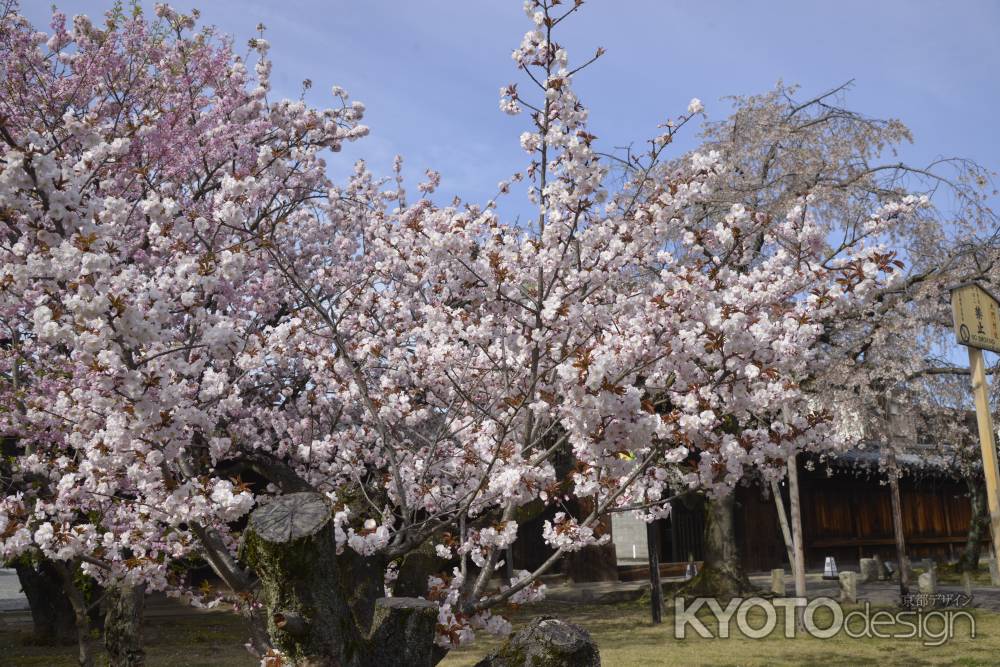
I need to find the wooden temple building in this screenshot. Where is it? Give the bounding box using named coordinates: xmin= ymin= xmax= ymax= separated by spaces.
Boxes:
xmin=512 ymin=445 xmax=981 ymax=579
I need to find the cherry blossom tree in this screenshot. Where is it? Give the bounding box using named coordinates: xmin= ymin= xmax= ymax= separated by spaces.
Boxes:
xmin=616 ymin=80 xmax=999 ymax=594
xmin=0 ymin=1 xmax=946 ymax=664
xmin=0 ymin=2 xmax=368 ymax=661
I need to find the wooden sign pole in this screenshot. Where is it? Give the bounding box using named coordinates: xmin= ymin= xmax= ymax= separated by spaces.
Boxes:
xmin=770 ymin=479 xmax=795 ymax=569
xmin=646 ymin=521 xmax=663 ymax=624
xmin=968 ymin=345 xmax=1000 ymax=563
xmin=885 ymin=442 xmax=910 ymax=596
xmin=951 ymin=283 xmax=1000 ymax=574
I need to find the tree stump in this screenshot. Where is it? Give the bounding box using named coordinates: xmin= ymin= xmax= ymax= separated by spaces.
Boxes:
xmin=873 ymin=553 xmax=887 ymax=580
xmin=474 ymin=616 xmax=600 ymax=667
xmin=248 ymin=492 xmax=334 ymax=544
xmin=961 ymin=571 xmax=973 ymax=595
xmin=241 ymin=492 xmax=437 ymax=666
xmin=242 ymin=492 xmax=361 ymax=666
xmin=393 ymin=538 xmax=438 ymax=598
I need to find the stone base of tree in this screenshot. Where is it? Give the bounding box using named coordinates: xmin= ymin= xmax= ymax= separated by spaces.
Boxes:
xmin=675 ymin=564 xmax=757 ymax=599
xmin=473 ymin=616 xmax=600 ymax=667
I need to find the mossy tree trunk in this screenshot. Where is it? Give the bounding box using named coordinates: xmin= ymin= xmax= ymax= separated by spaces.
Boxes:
xmin=13 ymin=558 xmax=77 ymax=645
xmin=678 ymin=492 xmax=755 ymax=598
xmin=104 ymin=582 xmax=146 ymax=667
xmin=958 ymin=476 xmax=988 ymax=573
xmin=241 ymin=492 xmax=439 ymax=667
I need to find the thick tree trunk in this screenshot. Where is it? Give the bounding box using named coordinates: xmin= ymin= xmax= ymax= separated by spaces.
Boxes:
xmin=563 ymin=499 xmax=618 ymax=582
xmin=959 ymin=478 xmax=988 ymax=573
xmin=50 ymin=560 xmax=95 ymax=667
xmin=563 ymin=537 xmax=618 ymax=582
xmin=13 ymin=558 xmax=78 ymax=645
xmin=104 ymin=582 xmax=146 ymax=667
xmin=241 ymin=492 xmax=439 ymax=666
xmin=678 ymin=493 xmax=755 ymax=598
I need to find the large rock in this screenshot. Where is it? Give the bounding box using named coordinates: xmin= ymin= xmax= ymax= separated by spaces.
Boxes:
xmin=474 ymin=616 xmax=600 ymax=667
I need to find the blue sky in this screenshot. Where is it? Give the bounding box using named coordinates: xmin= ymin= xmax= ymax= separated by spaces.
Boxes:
xmin=21 ymin=1 xmax=1000 ymax=222
xmin=15 ymin=1 xmax=1000 ymax=374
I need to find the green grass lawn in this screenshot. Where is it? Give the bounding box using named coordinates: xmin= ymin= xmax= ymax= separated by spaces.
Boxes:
xmin=928 ymin=564 xmax=993 ymax=587
xmin=442 ymin=597 xmax=998 ymax=667
xmin=2 ymin=596 xmax=998 ymax=666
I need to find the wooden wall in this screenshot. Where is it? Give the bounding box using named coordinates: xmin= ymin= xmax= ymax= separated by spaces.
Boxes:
xmin=795 ymin=467 xmax=974 ymax=567
xmin=518 ymin=462 xmax=977 ymax=576
xmin=730 ymin=466 xmax=976 ymax=572
xmin=735 ymin=484 xmax=791 ymax=572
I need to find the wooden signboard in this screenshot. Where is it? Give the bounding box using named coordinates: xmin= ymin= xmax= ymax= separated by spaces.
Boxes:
xmin=952 ymin=283 xmax=1000 ymax=353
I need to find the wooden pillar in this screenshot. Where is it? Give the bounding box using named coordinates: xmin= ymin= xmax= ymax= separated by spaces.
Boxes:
xmin=669 ymin=504 xmax=680 ymax=563
xmin=770 ymin=479 xmax=795 ymax=568
xmin=854 ymin=484 xmax=867 ymax=563
xmin=647 ymin=521 xmax=663 ymax=624
xmin=969 ymin=346 xmax=1000 ymax=565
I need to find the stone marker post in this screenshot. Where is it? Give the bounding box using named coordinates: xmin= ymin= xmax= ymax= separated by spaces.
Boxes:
xmin=962 ymin=571 xmax=974 ymax=596
xmin=859 ymin=558 xmax=879 ymax=584
xmin=771 ymin=569 xmax=786 ymax=596
xmin=917 ymin=570 xmax=937 ymax=595
xmin=838 ymin=571 xmax=857 ymax=604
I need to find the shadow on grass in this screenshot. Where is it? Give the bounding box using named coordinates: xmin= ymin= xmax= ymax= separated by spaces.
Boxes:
xmin=0 ymin=613 xmax=256 ymax=667
xmin=2 ymin=595 xmax=998 ymax=667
